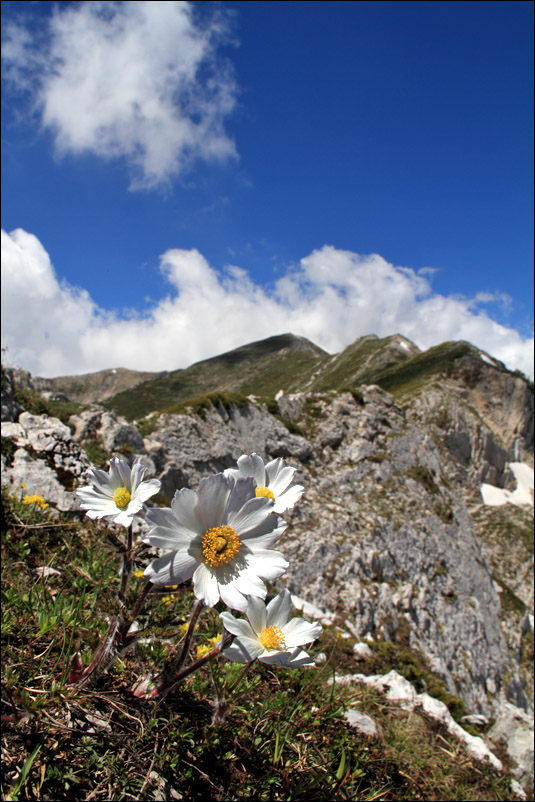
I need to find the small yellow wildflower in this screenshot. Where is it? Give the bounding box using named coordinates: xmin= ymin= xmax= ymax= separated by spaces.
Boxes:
xmin=164 ymin=585 xmax=178 ymax=590
xmin=22 ymin=495 xmax=49 ymax=509
xmin=178 ymin=622 xmax=190 ymax=636
xmin=196 ymin=636 xmax=221 ymax=659
xmin=161 ymin=594 xmax=177 ymax=606
xmin=132 ymin=570 xmax=145 ymax=578
xmin=20 ymin=483 xmax=27 ymax=489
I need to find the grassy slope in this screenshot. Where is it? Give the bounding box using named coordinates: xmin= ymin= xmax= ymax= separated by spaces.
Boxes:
xmin=309 ymin=335 xmax=418 ymax=393
xmin=1 ymin=490 xmax=519 ymax=802
xmin=104 ymin=334 xmax=328 ymax=421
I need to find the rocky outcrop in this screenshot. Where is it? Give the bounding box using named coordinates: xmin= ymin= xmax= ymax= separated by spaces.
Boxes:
xmin=2 ymin=412 xmax=90 ymax=510
xmin=69 ymin=407 xmax=145 ymax=454
xmin=142 ymin=401 xmax=312 ymax=500
xmin=444 ymin=350 xmax=534 ymax=455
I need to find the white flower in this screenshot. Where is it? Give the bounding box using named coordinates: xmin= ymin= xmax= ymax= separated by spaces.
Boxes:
xmin=76 ymin=456 xmax=161 ymax=527
xmin=224 ymin=453 xmax=304 ymax=513
xmin=143 ymin=473 xmax=288 ymax=612
xmin=220 ymin=590 xmax=322 ymax=667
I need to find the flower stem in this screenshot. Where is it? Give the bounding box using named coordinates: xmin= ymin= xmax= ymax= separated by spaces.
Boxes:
xmin=208 ymin=661 xmax=226 ymax=725
xmin=118 ymin=524 xmax=133 ymax=601
xmin=154 ymin=629 xmax=232 ymax=702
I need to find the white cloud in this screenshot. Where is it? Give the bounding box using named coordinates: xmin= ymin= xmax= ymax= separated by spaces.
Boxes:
xmin=2 ymin=1 xmax=237 ymax=188
xmin=1 ymin=230 xmax=533 ymax=380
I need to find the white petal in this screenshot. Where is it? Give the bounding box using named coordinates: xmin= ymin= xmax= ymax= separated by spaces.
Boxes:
xmin=193 ymin=562 xmax=220 ymax=607
xmin=245 ymin=549 xmax=289 ymax=581
xmin=144 ymin=549 xmax=197 ymax=586
xmin=218 ymin=581 xmax=248 ymax=611
xmin=129 ymin=461 xmax=147 ymax=494
xmin=224 ymin=477 xmax=256 ymax=518
xmin=258 ymin=651 xmax=288 ymax=665
xmin=282 ymin=648 xmax=315 ymax=668
xmin=265 ymin=460 xmax=295 ymax=493
xmin=273 ymin=484 xmax=305 ymax=513
xmin=246 ymin=595 xmax=267 ymax=636
xmin=230 ymin=498 xmax=279 ymax=539
xmin=171 ymin=488 xmax=203 ymax=533
xmin=145 ymin=508 xmax=197 ymax=546
xmin=266 ymin=590 xmax=293 ymax=628
xmin=143 ymin=526 xmax=193 ymax=550
xmin=237 ymin=453 xmax=266 ymax=486
xmin=135 ymin=479 xmax=161 ymax=503
xmin=110 ymin=457 xmax=131 ymax=490
xmin=240 ymin=514 xmax=287 ymax=550
xmin=196 ymin=474 xmax=230 ymax=530
xmin=220 ymin=612 xmax=257 ymax=641
xmin=223 ymin=637 xmax=263 ymax=663
xmin=86 ymin=468 xmax=113 ymax=492
xmin=113 ymin=509 xmax=136 ymax=527
xmin=145 ymin=507 xmax=177 ymax=528
xmin=233 ymin=571 xmax=268 ymax=599
xmin=282 ymin=618 xmax=322 ymax=647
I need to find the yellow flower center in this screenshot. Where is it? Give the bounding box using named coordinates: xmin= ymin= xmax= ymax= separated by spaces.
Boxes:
xmin=260 ymin=626 xmax=286 ymax=651
xmin=255 ymin=486 xmax=274 ymax=500
xmin=202 ymin=525 xmax=241 ymax=568
xmin=113 ymin=487 xmax=131 ymax=509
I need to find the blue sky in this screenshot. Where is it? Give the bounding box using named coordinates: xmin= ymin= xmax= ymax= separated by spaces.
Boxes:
xmin=2 ymin=0 xmax=533 ymax=378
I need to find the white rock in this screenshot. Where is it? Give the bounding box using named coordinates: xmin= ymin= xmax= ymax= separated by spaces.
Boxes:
xmin=352 ymin=642 xmax=374 ymax=661
xmin=343 ymin=709 xmax=381 ymax=736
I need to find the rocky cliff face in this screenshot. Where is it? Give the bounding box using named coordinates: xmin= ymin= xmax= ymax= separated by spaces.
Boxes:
xmin=2 ymin=341 xmax=533 ymax=787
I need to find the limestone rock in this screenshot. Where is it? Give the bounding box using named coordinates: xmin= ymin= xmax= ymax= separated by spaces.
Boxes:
xmin=488 ymin=702 xmax=534 ymax=789
xmin=1 ymin=412 xmax=90 ymax=510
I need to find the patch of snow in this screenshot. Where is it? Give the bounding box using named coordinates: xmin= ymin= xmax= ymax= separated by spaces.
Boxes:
xmin=481 ymin=462 xmax=534 ymax=507
xmin=479 ymin=351 xmax=499 ymax=367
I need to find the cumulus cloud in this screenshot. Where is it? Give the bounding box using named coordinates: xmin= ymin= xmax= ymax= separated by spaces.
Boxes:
xmin=1 ymin=229 xmax=533 ymax=380
xmin=2 ymin=1 xmax=237 ymax=188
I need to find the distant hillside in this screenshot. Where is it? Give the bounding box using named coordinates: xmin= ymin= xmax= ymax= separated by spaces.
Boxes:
xmin=15 ymin=366 xmax=165 ymax=405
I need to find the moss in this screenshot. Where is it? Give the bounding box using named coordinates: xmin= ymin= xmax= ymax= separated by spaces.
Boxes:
xmin=136 ymin=414 xmax=161 ymax=438
xmin=273 ymin=414 xmax=305 ymax=436
xmin=1 ymin=437 xmax=16 ymax=467
xmin=407 ymin=466 xmax=440 ymax=495
xmin=161 ymin=392 xmax=250 ymax=419
xmin=433 ymin=500 xmax=454 ymax=523
xmin=520 ymin=630 xmax=534 ymax=670
xmin=492 ymin=575 xmax=527 ymax=615
xmin=338 ymin=386 xmax=365 ymax=405
xmin=81 ymin=437 xmax=112 ymax=469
